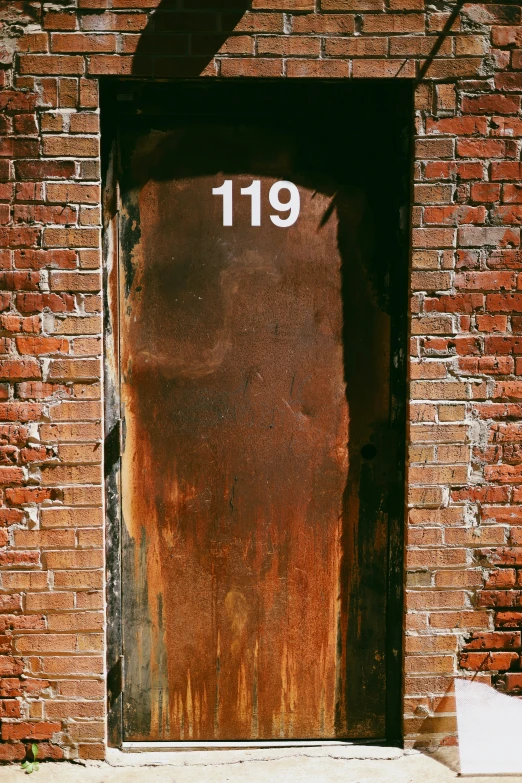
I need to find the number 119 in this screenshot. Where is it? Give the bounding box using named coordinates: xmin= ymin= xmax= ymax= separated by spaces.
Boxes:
xmin=212 ymin=180 xmax=300 ymax=228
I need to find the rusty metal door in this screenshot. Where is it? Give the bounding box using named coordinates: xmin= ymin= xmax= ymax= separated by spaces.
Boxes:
xmin=107 ymin=81 xmax=408 ymax=744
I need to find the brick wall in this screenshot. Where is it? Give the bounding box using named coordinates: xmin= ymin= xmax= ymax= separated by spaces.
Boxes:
xmin=1 ymin=0 xmax=522 ymax=762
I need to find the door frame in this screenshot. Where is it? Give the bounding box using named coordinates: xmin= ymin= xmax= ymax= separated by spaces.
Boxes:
xmin=100 ymin=78 xmax=412 ymax=749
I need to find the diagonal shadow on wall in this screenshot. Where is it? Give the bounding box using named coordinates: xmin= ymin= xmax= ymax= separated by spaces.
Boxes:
xmin=131 ymin=0 xmax=250 ymax=78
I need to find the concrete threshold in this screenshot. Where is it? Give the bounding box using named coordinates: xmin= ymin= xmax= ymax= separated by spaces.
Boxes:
xmin=108 ymin=743 xmax=406 ymax=765
xmin=1 ymin=744 xmax=522 ymax=782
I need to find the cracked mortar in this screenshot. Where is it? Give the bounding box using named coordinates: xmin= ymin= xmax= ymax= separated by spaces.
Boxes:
xmin=0 ymin=746 xmax=520 ymax=783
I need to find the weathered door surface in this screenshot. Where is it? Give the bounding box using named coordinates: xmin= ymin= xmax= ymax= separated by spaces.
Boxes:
xmin=111 ymin=82 xmax=408 ymax=743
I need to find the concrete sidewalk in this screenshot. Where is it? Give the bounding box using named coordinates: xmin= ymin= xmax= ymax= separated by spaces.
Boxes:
xmin=0 ymin=745 xmax=520 ymax=783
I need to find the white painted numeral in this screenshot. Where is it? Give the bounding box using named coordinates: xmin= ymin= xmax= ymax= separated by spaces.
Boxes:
xmin=269 ymin=181 xmax=300 ymax=228
xmin=212 ymin=180 xmax=233 ymax=226
xmin=212 ymin=179 xmax=300 ymax=227
xmin=240 ymin=180 xmax=261 ymax=227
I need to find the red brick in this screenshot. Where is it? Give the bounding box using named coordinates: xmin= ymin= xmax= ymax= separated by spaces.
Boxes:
xmin=460 ymin=651 xmax=518 ymax=670
xmin=0 ymin=92 xmax=37 ymax=112
xmin=457 ymin=162 xmax=486 ymax=180
xmin=456 ymin=271 xmax=515 ymax=290
xmin=16 ymin=293 xmax=75 ymax=314
xmin=81 ymin=11 xmax=149 ymax=31
xmin=16 ymin=382 xmax=69 ymax=400
xmin=44 ymin=12 xmax=77 ymax=30
xmin=512 ymin=50 xmax=522 ymax=69
xmin=0 ymin=615 xmax=45 ymax=632
xmin=0 ymin=359 xmax=41 ymax=381
xmin=13 ymin=204 xmax=77 ymax=226
xmin=0 ymin=509 xmax=24 ymax=526
xmin=15 ymin=159 xmax=75 ymax=180
xmin=0 ymin=403 xmax=43 ymax=422
xmin=70 ymin=113 xmax=100 ymax=133
xmin=425 ymin=58 xmax=483 ymax=78
xmin=220 ymin=58 xmax=283 ymax=77
xmin=0 ymin=138 xmax=39 ymax=158
xmin=471 ymin=183 xmax=501 ymax=203
xmin=53 ymin=570 xmax=103 ymax=589
xmin=48 ymin=612 xmax=103 ymax=631
xmin=491 ymin=117 xmax=522 ymax=137
xmin=462 ymin=94 xmax=521 ymax=115
xmin=412 ymin=228 xmax=456 ymax=248
xmin=485 ymin=336 xmax=522 ymax=355
xmin=485 ymin=568 xmax=516 ymax=587
xmin=13 ymin=114 xmax=38 ymax=135
xmin=503 ymin=672 xmax=522 ymax=691
xmin=14 ymin=249 xmax=77 ymax=270
xmin=504 ymin=185 xmax=522 ymax=204
xmin=57 ymin=680 xmax=103 ymax=698
xmin=487 ymin=294 xmax=522 ymax=312
xmin=45 ymin=550 xmax=103 ymax=569
xmin=481 ymin=548 xmax=522 ymax=566
xmin=0 ymin=231 xmax=40 ymax=251
xmin=5 ymin=487 xmax=59 ymax=505
xmin=492 ymin=161 xmax=522 ymax=181
xmin=48 ymin=358 xmax=99 ymax=381
xmin=257 ymin=36 xmax=319 ymax=56
xmin=457 ymin=139 xmax=510 ymax=159
xmin=46 ymin=700 xmax=104 ymax=719
xmin=0 ymin=700 xmax=22 ymax=718
xmin=19 ymin=55 xmax=85 ymax=75
xmin=31 ymin=743 xmax=65 ymax=761
xmin=50 ymin=272 xmax=100 ymax=292
xmin=1 ymin=722 xmax=61 ymax=741
xmin=464 ymin=631 xmax=521 ymax=650
xmin=41 ymin=508 xmax=102 ymax=528
xmin=51 ymin=33 xmax=117 ymax=53
xmin=496 ymin=72 xmax=522 ymax=91
xmin=424 ymin=206 xmax=486 ymax=225
xmin=14 ymin=182 xmax=44 ymax=202
xmin=79 ymin=78 xmax=99 ymax=108
xmin=46 ymin=184 xmax=100 ymax=205
xmin=43 ymin=228 xmax=99 ymax=249
xmin=492 ymin=385 xmax=522 ymax=403
xmin=426 ymin=116 xmax=488 ymax=136
xmin=19 ymin=445 xmax=50 ymax=462
xmin=42 ymin=136 xmax=98 ymax=157
xmin=17 ymin=32 xmax=49 ymax=54
xmin=0 ymin=743 xmax=25 ymax=761
xmin=326 ymin=37 xmax=387 ymax=56
xmin=78 ymin=743 xmax=105 ymax=760
xmin=16 ymin=337 xmax=68 ymax=355
xmin=429 ymin=611 xmax=489 ymax=629
xmin=42 ymin=656 xmax=103 ymax=675
xmin=492 ymin=205 xmax=522 ymax=224
xmin=0 ymin=549 xmax=41 ymax=567
xmin=0 ymin=466 xmax=24 ymax=483
xmin=458 ymin=226 xmax=520 ymax=247
xmin=497 ymin=612 xmax=522 ymax=627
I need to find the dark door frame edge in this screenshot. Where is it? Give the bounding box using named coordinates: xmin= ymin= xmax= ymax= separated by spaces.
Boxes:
xmin=100 ymin=77 xmax=411 ymax=749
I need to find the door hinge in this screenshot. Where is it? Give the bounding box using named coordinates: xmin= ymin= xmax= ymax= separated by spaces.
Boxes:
xmin=104 ymin=418 xmax=124 ymax=478
xmin=107 ymin=654 xmax=124 ymax=706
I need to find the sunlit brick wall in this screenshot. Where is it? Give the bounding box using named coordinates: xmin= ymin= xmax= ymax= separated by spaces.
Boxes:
xmin=1 ymin=0 xmax=522 ymax=760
